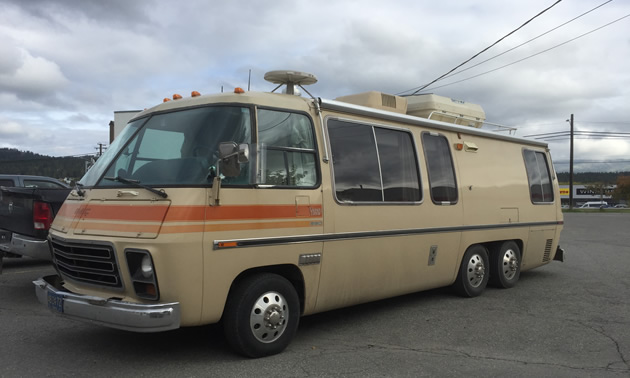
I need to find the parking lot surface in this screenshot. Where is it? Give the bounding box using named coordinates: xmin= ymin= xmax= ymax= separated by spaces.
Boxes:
xmin=0 ymin=212 xmax=628 ymax=377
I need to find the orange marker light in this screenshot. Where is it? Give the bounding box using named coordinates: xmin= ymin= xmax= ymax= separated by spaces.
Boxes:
xmin=163 ymin=98 xmax=171 ymax=102
xmin=191 ymin=91 xmax=201 ymax=97
xmin=234 ymin=87 xmax=245 ymax=94
xmin=218 ymin=242 xmax=238 ymax=248
xmin=455 ymin=143 xmax=464 ymax=151
xmin=173 ymin=94 xmax=182 ymax=100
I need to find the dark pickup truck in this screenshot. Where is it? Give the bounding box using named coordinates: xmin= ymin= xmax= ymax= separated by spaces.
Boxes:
xmin=0 ymin=175 xmax=71 ymax=272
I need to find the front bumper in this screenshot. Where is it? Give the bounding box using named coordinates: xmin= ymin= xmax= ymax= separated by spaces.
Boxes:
xmin=2 ymin=232 xmax=52 ymax=260
xmin=34 ymin=275 xmax=180 ymax=333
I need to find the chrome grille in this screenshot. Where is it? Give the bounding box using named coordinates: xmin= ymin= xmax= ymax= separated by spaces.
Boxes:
xmin=542 ymin=239 xmax=553 ymax=262
xmin=51 ymin=237 xmax=122 ymax=288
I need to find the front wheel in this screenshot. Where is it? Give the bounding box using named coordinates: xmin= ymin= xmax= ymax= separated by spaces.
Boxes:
xmin=223 ymin=273 xmax=300 ymax=358
xmin=453 ymin=244 xmax=489 ymax=297
xmin=489 ymin=241 xmax=521 ymax=288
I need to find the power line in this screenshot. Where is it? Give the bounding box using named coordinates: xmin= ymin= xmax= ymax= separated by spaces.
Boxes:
xmin=525 ymin=130 xmax=630 ymax=139
xmin=405 ymin=0 xmax=563 ymax=95
xmin=578 ymin=121 xmax=630 ymax=125
xmin=554 ymin=159 xmax=630 ymax=164
xmin=434 ymin=0 xmax=613 ymax=83
xmin=410 ymin=13 xmax=630 ymax=93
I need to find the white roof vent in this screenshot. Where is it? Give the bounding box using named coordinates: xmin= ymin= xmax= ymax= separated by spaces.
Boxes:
xmin=264 ymin=70 xmax=317 ymax=96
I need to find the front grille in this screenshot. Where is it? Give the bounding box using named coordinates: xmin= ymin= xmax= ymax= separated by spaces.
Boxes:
xmin=542 ymin=239 xmax=553 ymax=262
xmin=51 ymin=238 xmax=122 ymax=288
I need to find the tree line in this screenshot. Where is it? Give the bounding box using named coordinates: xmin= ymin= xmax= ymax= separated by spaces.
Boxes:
xmin=556 ymin=171 xmax=630 ymax=185
xmin=0 ymin=148 xmax=90 ymax=180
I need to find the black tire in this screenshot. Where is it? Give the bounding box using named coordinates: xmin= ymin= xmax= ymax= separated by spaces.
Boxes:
xmin=489 ymin=241 xmax=521 ymax=288
xmin=223 ymin=273 xmax=300 ymax=358
xmin=453 ymin=244 xmax=489 ymax=297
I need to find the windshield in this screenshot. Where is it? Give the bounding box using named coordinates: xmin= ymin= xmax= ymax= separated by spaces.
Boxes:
xmin=89 ymin=106 xmax=252 ymax=187
xmin=80 ymin=118 xmax=144 ymax=186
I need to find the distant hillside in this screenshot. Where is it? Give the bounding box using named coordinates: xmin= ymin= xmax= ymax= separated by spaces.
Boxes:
xmin=556 ymin=171 xmax=629 ymax=185
xmin=0 ymin=148 xmax=91 ymax=180
xmin=2 ymin=147 xmax=629 ymax=184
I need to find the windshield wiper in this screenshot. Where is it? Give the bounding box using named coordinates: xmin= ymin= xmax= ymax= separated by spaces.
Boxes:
xmin=103 ymin=176 xmax=168 ymax=198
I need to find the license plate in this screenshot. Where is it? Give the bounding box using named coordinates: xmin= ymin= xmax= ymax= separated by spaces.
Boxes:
xmin=47 ymin=291 xmax=64 ymax=313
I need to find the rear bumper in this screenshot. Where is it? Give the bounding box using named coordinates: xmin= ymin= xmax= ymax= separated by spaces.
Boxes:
xmin=33 ymin=275 xmax=180 ymax=333
xmin=0 ymin=231 xmax=51 ymax=260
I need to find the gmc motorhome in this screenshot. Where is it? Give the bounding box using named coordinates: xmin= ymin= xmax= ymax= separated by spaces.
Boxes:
xmin=34 ymin=70 xmax=564 ymax=357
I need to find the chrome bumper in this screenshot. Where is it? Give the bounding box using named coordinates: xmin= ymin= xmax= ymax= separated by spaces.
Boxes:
xmin=34 ymin=275 xmax=181 ymax=333
xmin=3 ymin=232 xmax=52 ymax=260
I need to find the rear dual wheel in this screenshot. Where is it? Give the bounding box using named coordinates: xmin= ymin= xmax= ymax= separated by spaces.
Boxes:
xmin=490 ymin=241 xmax=521 ymax=288
xmin=453 ymin=244 xmax=489 ymax=297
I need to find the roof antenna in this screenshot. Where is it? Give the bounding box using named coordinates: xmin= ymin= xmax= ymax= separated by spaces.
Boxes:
xmin=248 ymin=69 xmax=251 ymax=91
xmin=264 ymin=70 xmax=317 ymax=97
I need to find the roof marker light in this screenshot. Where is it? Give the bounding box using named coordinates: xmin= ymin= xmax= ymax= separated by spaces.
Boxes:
xmin=163 ymin=98 xmax=171 ymax=102
xmin=234 ymin=87 xmax=245 ymax=94
xmin=173 ymin=94 xmax=182 ymax=100
xmin=191 ymin=91 xmax=201 ymax=97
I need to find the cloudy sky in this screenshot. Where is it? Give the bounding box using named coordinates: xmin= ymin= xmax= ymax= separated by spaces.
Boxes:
xmin=1 ymin=0 xmax=629 ymax=172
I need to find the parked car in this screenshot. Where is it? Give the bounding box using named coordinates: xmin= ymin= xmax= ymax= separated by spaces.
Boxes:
xmin=613 ymin=204 xmax=628 ymax=208
xmin=0 ymin=175 xmax=71 ymax=272
xmin=579 ymin=201 xmax=608 ymax=209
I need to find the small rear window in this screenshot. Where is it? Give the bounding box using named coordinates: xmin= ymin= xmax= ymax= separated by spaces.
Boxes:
xmin=523 ymin=150 xmax=554 ymax=203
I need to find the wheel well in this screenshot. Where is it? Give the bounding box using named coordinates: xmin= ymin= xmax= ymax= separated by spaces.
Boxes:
xmin=481 ymin=239 xmax=524 ymax=256
xmin=228 ymin=265 xmax=306 ymax=314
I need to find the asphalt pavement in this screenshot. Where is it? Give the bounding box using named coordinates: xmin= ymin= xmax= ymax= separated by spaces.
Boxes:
xmin=0 ymin=212 xmax=628 ymax=377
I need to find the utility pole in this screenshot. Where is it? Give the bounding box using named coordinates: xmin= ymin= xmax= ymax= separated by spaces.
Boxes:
xmin=95 ymin=143 xmax=106 ymax=157
xmin=569 ymin=114 xmax=574 ymax=209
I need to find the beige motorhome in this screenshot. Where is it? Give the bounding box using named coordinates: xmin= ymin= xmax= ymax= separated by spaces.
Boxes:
xmin=34 ymin=70 xmax=564 ymax=358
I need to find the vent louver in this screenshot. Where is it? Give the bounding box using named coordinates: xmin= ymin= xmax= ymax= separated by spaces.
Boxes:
xmin=542 ymin=239 xmax=553 ymax=262
xmin=381 ymin=93 xmax=396 ymax=108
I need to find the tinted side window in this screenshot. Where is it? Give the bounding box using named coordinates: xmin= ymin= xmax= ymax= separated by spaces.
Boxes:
xmin=523 ymin=150 xmax=554 ymax=203
xmin=329 ymin=121 xmax=382 ymax=201
xmin=257 ymin=109 xmax=318 ymax=187
xmin=0 ymin=179 xmax=14 ymax=187
xmin=374 ymin=128 xmax=421 ymax=202
xmin=422 ymin=133 xmax=458 ymax=204
xmin=328 ymin=119 xmax=421 ymax=203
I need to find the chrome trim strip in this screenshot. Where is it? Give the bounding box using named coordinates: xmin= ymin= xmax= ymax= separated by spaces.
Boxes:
xmin=214 ymin=220 xmax=563 ymax=250
xmin=319 ymin=98 xmax=548 ymax=148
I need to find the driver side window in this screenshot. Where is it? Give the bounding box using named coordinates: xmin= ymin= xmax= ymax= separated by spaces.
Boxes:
xmin=257 ymin=109 xmax=318 ymax=187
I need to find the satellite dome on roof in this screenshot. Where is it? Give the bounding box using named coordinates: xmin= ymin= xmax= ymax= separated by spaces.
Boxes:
xmin=264 ymin=70 xmax=317 ymax=95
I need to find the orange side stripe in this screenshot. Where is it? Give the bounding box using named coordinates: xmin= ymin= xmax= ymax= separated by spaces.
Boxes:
xmin=73 ymin=222 xmax=161 ymax=234
xmin=163 ymin=206 xmax=206 ymax=222
xmin=205 ymin=205 xmax=322 ymax=221
xmin=57 ymin=203 xmax=322 ymax=223
xmin=56 ymin=203 xmax=169 ymax=222
xmin=203 ymin=220 xmax=315 ymax=232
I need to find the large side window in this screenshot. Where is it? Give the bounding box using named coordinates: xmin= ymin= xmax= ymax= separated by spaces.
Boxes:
xmin=257 ymin=109 xmax=318 ymax=187
xmin=523 ymin=149 xmax=554 ymax=203
xmin=422 ymin=133 xmax=458 ymax=204
xmin=328 ymin=119 xmax=421 ymax=203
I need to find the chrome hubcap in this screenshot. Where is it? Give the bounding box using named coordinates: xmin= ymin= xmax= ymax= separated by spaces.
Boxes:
xmin=250 ymin=291 xmax=288 ymax=343
xmin=466 ymin=254 xmax=486 ymax=288
xmin=502 ymin=249 xmax=519 ymax=280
